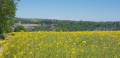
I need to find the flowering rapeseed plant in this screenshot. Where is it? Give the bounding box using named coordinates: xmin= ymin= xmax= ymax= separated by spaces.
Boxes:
xmin=1 ymin=31 xmax=120 ymax=58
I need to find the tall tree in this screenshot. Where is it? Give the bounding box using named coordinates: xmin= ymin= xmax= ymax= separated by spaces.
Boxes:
xmin=0 ymin=0 xmax=20 ymax=34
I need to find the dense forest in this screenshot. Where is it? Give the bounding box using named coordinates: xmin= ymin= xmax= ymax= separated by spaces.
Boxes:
xmin=12 ymin=18 xmax=120 ymax=31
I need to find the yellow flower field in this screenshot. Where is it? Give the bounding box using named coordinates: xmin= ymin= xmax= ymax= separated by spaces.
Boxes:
xmin=1 ymin=31 xmax=120 ymax=58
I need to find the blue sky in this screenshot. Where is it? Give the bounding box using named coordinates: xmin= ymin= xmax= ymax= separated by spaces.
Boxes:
xmin=16 ymin=0 xmax=120 ymax=21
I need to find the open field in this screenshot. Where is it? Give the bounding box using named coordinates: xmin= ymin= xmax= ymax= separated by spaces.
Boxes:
xmin=1 ymin=31 xmax=120 ymax=58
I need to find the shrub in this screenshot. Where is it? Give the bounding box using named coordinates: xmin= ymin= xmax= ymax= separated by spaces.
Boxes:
xmin=0 ymin=33 xmax=5 ymax=40
xmin=14 ymin=26 xmax=26 ymax=32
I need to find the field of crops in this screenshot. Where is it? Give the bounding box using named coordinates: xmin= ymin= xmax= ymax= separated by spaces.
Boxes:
xmin=1 ymin=31 xmax=120 ymax=58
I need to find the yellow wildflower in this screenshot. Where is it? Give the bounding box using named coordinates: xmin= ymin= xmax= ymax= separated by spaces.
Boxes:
xmin=82 ymin=41 xmax=86 ymax=44
xmin=80 ymin=49 xmax=84 ymax=52
xmin=11 ymin=45 xmax=14 ymax=47
xmin=118 ymin=42 xmax=120 ymax=45
xmin=27 ymin=44 xmax=30 ymax=46
xmin=30 ymin=51 xmax=33 ymax=54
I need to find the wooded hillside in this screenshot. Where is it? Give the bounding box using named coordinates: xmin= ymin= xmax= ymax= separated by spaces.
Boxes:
xmin=13 ymin=18 xmax=120 ymax=31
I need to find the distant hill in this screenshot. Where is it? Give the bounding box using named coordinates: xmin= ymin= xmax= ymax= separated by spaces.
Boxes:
xmin=11 ymin=18 xmax=120 ymax=31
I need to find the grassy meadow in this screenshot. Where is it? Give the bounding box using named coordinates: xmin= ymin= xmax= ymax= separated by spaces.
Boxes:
xmin=1 ymin=31 xmax=120 ymax=58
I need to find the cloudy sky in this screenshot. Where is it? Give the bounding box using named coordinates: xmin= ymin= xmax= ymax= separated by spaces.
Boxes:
xmin=16 ymin=0 xmax=120 ymax=21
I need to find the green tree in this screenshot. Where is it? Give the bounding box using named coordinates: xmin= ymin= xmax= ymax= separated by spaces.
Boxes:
xmin=0 ymin=0 xmax=20 ymax=39
xmin=14 ymin=26 xmax=26 ymax=32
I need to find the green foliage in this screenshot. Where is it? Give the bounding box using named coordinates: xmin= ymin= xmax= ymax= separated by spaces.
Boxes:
xmin=14 ymin=18 xmax=120 ymax=31
xmin=56 ymin=21 xmax=120 ymax=31
xmin=33 ymin=26 xmax=51 ymax=31
xmin=6 ymin=27 xmax=12 ymax=33
xmin=14 ymin=26 xmax=26 ymax=32
xmin=15 ymin=18 xmax=58 ymax=24
xmin=0 ymin=33 xmax=5 ymax=40
xmin=0 ymin=0 xmax=20 ymax=34
xmin=10 ymin=18 xmax=15 ymax=26
xmin=55 ymin=27 xmax=68 ymax=32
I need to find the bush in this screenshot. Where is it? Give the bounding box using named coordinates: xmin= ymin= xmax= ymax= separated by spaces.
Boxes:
xmin=6 ymin=27 xmax=12 ymax=33
xmin=14 ymin=26 xmax=26 ymax=32
xmin=0 ymin=33 xmax=5 ymax=40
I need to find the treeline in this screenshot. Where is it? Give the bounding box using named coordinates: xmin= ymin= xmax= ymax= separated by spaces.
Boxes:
xmin=14 ymin=18 xmax=58 ymax=24
xmin=56 ymin=21 xmax=120 ymax=31
xmin=13 ymin=18 xmax=120 ymax=31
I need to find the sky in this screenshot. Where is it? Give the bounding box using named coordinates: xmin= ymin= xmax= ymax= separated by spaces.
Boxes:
xmin=16 ymin=0 xmax=120 ymax=21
